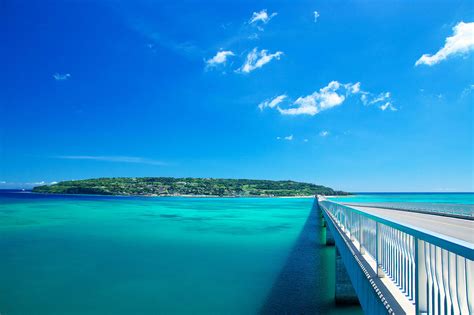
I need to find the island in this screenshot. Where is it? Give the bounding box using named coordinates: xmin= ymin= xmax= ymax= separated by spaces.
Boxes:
xmin=32 ymin=177 xmax=350 ymax=197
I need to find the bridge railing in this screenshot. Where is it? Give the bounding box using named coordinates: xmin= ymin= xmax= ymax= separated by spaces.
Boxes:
xmin=319 ymin=198 xmax=473 ymax=315
xmin=340 ymin=201 xmax=474 ymax=220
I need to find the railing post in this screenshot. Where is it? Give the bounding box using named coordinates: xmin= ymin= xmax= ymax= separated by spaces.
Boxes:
xmin=376 ymin=222 xmax=384 ymax=278
xmin=359 ymin=215 xmax=365 ymax=254
xmin=350 ymin=210 xmax=355 ymax=241
xmin=415 ymin=238 xmax=428 ymax=314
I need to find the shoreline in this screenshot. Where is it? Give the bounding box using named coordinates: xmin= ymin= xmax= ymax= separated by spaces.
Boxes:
xmin=24 ymin=191 xmax=317 ymax=199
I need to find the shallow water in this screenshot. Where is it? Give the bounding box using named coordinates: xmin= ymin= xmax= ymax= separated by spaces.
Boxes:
xmin=0 ymin=191 xmax=362 ymax=314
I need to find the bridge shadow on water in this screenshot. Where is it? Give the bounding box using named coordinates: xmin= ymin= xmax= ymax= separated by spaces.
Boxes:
xmin=259 ymin=200 xmax=362 ymax=315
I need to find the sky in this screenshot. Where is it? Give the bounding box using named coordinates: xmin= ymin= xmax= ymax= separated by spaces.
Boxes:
xmin=1 ymin=0 xmax=473 ymax=192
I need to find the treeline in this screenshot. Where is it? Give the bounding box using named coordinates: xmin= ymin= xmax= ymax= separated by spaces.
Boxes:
xmin=32 ymin=177 xmax=350 ymax=197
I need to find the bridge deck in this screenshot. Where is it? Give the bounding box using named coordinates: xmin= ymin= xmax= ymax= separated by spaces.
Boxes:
xmin=341 ymin=204 xmax=474 ymax=245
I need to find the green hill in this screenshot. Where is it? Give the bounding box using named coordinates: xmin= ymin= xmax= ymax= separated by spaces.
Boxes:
xmin=32 ymin=177 xmax=349 ymax=197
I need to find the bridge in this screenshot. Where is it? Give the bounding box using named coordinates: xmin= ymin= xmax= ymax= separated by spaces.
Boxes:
xmin=317 ymin=196 xmax=473 ymax=315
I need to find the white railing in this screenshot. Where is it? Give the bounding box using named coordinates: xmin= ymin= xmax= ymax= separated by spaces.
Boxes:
xmin=341 ymin=201 xmax=473 ymax=220
xmin=319 ymin=198 xmax=474 ymax=315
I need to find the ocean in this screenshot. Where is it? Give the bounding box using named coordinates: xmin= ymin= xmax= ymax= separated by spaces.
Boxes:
xmin=0 ymin=190 xmax=361 ymax=315
xmin=328 ymin=193 xmax=474 ymax=217
xmin=328 ymin=192 xmax=474 ymax=204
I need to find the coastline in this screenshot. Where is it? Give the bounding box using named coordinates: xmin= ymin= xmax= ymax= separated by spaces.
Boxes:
xmin=26 ymin=191 xmax=316 ymax=199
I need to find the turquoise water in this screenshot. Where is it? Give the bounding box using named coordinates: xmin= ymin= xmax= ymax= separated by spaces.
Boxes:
xmin=329 ymin=193 xmax=474 ymax=204
xmin=0 ymin=191 xmax=361 ymax=314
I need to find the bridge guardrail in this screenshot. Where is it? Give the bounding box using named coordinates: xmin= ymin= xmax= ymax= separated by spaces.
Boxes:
xmin=318 ymin=197 xmax=473 ymax=315
xmin=340 ymin=201 xmax=474 ymax=220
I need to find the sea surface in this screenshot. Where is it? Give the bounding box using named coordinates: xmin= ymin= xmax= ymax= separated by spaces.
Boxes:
xmin=0 ymin=191 xmax=362 ymax=315
xmin=328 ymin=193 xmax=474 ymax=217
xmin=329 ymin=192 xmax=474 ymax=204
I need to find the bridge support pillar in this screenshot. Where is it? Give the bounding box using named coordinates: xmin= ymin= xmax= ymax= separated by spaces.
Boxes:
xmin=335 ymin=248 xmax=359 ymax=305
xmin=325 ymin=225 xmax=335 ymax=246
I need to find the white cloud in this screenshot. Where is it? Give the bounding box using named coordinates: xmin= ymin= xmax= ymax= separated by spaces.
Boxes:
xmin=31 ymin=180 xmax=58 ymax=186
xmin=0 ymin=181 xmax=59 ymax=189
xmin=314 ymin=11 xmax=320 ymax=23
xmin=258 ymin=95 xmax=287 ymax=110
xmin=237 ymin=48 xmax=283 ymax=73
xmin=415 ymin=21 xmax=474 ymax=66
xmin=276 ymin=135 xmax=293 ymax=141
xmin=461 ymin=84 xmax=474 ymax=97
xmin=319 ymin=131 xmax=329 ymax=137
xmin=249 ymin=9 xmax=277 ymax=26
xmin=261 ymin=81 xmax=395 ymax=115
xmin=56 ymin=155 xmax=167 ymax=166
xmin=361 ymin=91 xmax=391 ymax=105
xmin=303 ymin=138 xmax=309 ymax=142
xmin=349 ymin=82 xmax=360 ymax=93
xmin=379 ymin=102 xmax=397 ymax=111
xmin=360 ymin=90 xmax=397 ymax=111
xmin=277 ymin=81 xmax=360 ymax=116
xmin=53 ymin=73 xmax=71 ymax=81
xmin=205 ymin=50 xmax=235 ymax=68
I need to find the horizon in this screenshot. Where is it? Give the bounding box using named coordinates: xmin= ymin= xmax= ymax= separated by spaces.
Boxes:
xmin=1 ymin=1 xmax=473 ymax=192
xmin=1 ymin=176 xmax=474 ymax=194
xmin=2 ymin=187 xmax=474 ymax=194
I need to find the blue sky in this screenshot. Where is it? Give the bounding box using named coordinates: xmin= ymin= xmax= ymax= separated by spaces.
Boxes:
xmin=1 ymin=0 xmax=473 ymax=192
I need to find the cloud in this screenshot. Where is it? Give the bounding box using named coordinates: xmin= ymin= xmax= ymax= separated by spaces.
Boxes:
xmin=461 ymin=84 xmax=474 ymax=97
xmin=379 ymin=102 xmax=397 ymax=111
xmin=277 ymin=81 xmax=359 ymax=116
xmin=360 ymin=90 xmax=396 ymax=110
xmin=0 ymin=181 xmax=58 ymax=189
xmin=276 ymin=135 xmax=293 ymax=141
xmin=261 ymin=81 xmax=395 ymax=115
xmin=319 ymin=131 xmax=329 ymax=137
xmin=314 ymin=11 xmax=320 ymax=23
xmin=237 ymin=48 xmax=283 ymax=73
xmin=415 ymin=21 xmax=474 ymax=66
xmin=249 ymin=9 xmax=277 ymax=27
xmin=350 ymin=82 xmax=361 ymax=93
xmin=205 ymin=50 xmax=235 ymax=68
xmin=258 ymin=95 xmax=287 ymax=110
xmin=53 ymin=73 xmax=71 ymax=81
xmin=55 ymin=155 xmax=167 ymax=166
xmin=361 ymin=91 xmax=390 ymax=105
xmin=303 ymin=139 xmax=309 ymax=142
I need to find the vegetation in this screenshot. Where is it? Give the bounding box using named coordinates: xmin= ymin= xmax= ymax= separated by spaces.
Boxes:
xmin=32 ymin=177 xmax=349 ymax=197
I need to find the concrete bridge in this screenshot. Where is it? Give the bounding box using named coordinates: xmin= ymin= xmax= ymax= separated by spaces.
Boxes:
xmin=318 ymin=196 xmax=473 ymax=315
